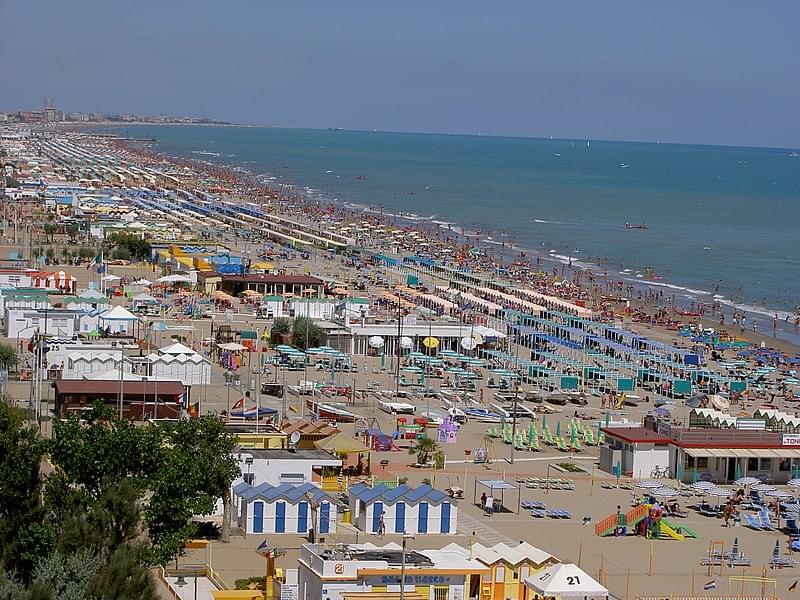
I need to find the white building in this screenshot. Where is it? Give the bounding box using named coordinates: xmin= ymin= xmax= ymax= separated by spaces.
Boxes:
xmin=5 ymin=307 xmax=93 ymax=338
xmin=599 ymin=427 xmax=671 ymax=480
xmin=296 ymin=542 xmax=489 ymax=600
xmin=233 ymin=448 xmax=342 ymax=489
xmin=46 ymin=342 xmax=124 ymax=379
xmin=146 ymin=342 xmax=211 ymax=386
xmin=232 ymin=481 xmax=337 ymax=535
xmin=348 ymin=483 xmax=458 ymax=535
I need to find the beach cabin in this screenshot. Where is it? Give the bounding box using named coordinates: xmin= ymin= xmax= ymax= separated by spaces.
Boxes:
xmin=233 ymin=482 xmax=337 ymax=535
xmin=348 ymin=483 xmax=457 ymax=535
xmin=146 ymin=342 xmax=211 ymax=385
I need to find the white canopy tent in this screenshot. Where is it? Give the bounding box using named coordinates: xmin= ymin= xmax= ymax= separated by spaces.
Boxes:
xmin=524 ymin=563 xmax=608 ymax=599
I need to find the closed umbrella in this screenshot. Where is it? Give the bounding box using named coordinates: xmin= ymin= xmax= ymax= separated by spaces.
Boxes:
xmin=556 ymin=421 xmax=561 ymax=437
xmin=675 ymin=462 xmax=684 ymax=482
xmin=692 ymin=466 xmax=699 ymax=484
xmin=735 ymin=462 xmax=741 ymax=482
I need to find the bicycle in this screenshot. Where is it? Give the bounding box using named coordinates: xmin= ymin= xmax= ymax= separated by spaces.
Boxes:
xmin=650 ymin=466 xmax=669 ymax=479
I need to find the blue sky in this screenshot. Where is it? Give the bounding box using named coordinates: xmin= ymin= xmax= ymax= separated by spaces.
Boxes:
xmin=2 ymin=1 xmax=798 ymax=147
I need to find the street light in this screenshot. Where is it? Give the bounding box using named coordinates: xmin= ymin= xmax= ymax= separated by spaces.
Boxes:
xmin=174 ymin=573 xmax=197 ymax=600
xmin=400 ymin=533 xmax=415 ymax=600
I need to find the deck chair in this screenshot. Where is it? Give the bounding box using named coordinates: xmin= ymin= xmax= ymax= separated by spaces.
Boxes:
xmin=744 ymin=514 xmax=764 ymax=530
xmin=758 ymin=509 xmax=776 ymax=530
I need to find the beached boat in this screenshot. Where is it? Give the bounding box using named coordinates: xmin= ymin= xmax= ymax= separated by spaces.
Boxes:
xmin=230 ymin=406 xmax=278 ymax=420
xmin=305 ymin=398 xmax=358 ymax=423
xmin=711 ymin=394 xmax=730 ymax=411
xmin=419 ymin=411 xmax=445 ymax=426
xmin=463 ymin=408 xmax=503 ymax=423
xmin=378 ymin=399 xmax=416 ymax=415
xmin=544 ymin=390 xmax=569 ymax=406
xmin=490 ymin=402 xmax=536 ymax=420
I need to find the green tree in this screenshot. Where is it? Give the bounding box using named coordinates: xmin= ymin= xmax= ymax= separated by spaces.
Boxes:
xmin=25 ymin=550 xmax=101 ymax=600
xmin=50 ymin=404 xmax=237 ymax=566
xmin=408 ymin=437 xmax=439 ymax=466
xmin=0 ymin=344 xmax=17 ymax=371
xmin=65 ymin=224 xmax=80 ymax=243
xmin=270 ymin=317 xmax=292 ymax=344
xmin=42 ymin=223 xmax=56 ymax=243
xmin=111 ymin=246 xmax=132 ymax=261
xmin=44 ymin=248 xmax=55 ymax=264
xmin=146 ymin=416 xmax=238 ymax=559
xmin=292 ymin=316 xmax=322 ymax=350
xmin=0 ymin=400 xmax=54 ymax=582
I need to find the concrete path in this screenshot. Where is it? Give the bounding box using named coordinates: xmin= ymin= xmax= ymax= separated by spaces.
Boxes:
xmin=457 ymin=510 xmax=513 ymax=545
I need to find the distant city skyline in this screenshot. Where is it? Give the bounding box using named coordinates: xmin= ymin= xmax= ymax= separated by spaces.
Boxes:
xmin=2 ymin=1 xmax=798 ymax=148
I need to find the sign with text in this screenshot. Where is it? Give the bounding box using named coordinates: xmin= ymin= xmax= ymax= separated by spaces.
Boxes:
xmin=782 ymin=433 xmax=800 ymax=447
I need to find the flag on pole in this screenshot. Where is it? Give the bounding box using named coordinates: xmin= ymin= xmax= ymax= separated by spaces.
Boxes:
xmin=789 ymin=579 xmax=798 ymax=592
xmin=703 ymin=580 xmax=717 ymax=591
xmin=231 ymin=398 xmax=245 ymax=410
xmin=87 ymin=253 xmax=102 ymax=269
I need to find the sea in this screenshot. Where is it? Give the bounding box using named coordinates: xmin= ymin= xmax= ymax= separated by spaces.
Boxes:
xmin=107 ymin=125 xmax=800 ymax=344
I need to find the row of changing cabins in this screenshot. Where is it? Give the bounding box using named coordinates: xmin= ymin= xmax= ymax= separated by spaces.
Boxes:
xmin=233 ymin=482 xmax=457 ymax=536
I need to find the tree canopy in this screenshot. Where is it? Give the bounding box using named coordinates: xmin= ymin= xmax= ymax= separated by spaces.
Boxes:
xmin=0 ymin=401 xmax=239 ymax=597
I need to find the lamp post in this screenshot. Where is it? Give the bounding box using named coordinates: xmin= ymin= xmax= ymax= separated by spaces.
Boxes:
xmin=400 ymin=533 xmax=415 ymax=600
xmin=174 ymin=573 xmax=197 ymax=600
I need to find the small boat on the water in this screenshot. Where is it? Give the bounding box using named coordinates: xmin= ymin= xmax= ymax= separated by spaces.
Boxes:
xmin=624 ymin=222 xmax=648 ymax=229
xmin=617 ymin=163 xmax=630 ymax=169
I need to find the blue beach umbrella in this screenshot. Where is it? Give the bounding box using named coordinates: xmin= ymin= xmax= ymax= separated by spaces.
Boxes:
xmin=556 ymin=421 xmax=561 ymax=437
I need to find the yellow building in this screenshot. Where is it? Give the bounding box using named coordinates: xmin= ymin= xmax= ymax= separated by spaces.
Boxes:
xmin=449 ymin=542 xmax=559 ymax=600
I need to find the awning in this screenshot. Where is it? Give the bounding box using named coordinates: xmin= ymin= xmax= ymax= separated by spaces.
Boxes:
xmin=682 ymin=447 xmax=800 ymax=459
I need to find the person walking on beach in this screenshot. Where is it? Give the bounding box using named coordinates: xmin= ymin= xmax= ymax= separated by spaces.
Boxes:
xmin=480 ymin=492 xmax=487 ymax=514
xmin=485 ymin=494 xmax=494 ymax=517
xmin=377 ymin=511 xmax=386 ymax=538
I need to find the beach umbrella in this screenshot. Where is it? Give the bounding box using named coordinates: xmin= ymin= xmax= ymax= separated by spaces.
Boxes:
xmin=735 ymin=462 xmax=741 ymax=482
xmin=754 ymin=483 xmax=776 ymax=493
xmin=638 ymin=480 xmax=662 ymax=489
xmin=570 ymin=426 xmax=578 ymax=446
xmin=399 ymin=336 xmax=414 ymax=350
xmin=766 ymin=489 xmax=792 ymax=499
xmin=691 ymin=481 xmax=716 ymax=491
xmin=422 ymin=336 xmax=439 ymax=349
xmin=605 ymin=411 xmax=611 ymax=427
xmin=541 ymin=414 xmax=547 ymax=429
xmin=369 ymin=336 xmax=385 ymax=349
xmin=675 ymin=462 xmax=683 ymax=482
xmin=692 ymin=467 xmax=699 ymax=484
xmin=556 ymin=421 xmax=561 ymax=437
xmin=735 ymin=477 xmax=761 ymax=487
xmin=786 ymin=479 xmax=800 ymax=489
xmin=654 ymin=487 xmax=679 ymax=498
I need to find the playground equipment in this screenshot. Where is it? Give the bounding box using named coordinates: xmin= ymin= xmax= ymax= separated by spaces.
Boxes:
xmin=595 ymin=504 xmax=698 ymax=540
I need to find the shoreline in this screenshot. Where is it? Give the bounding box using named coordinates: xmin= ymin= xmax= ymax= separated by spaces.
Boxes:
xmin=89 ymin=126 xmax=800 ymax=353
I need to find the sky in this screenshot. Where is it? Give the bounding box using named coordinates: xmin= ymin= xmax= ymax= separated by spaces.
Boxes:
xmin=2 ymin=1 xmax=798 ymax=148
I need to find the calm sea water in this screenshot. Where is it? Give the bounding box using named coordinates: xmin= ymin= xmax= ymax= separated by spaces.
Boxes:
xmin=112 ymin=125 xmax=800 ymax=333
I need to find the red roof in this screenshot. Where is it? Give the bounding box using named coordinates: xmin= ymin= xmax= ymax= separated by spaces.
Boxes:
xmin=602 ymin=426 xmax=671 ymax=444
xmin=54 ymin=380 xmax=185 ymax=396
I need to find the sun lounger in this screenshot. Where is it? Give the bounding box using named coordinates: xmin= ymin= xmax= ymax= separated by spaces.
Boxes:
xmin=744 ymin=514 xmax=765 ymax=530
xmin=758 ymin=510 xmax=776 ymax=530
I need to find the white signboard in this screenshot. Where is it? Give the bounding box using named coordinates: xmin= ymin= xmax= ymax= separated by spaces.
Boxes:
xmin=783 ymin=433 xmax=800 ymax=447
xmin=280 ymin=584 xmax=298 ymax=600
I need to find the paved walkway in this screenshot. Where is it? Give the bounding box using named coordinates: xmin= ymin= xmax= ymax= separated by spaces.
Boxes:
xmin=457 ymin=510 xmax=513 ymax=545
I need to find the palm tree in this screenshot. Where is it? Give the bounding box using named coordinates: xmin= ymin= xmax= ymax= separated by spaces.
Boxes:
xmin=409 ymin=437 xmax=439 ymax=467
